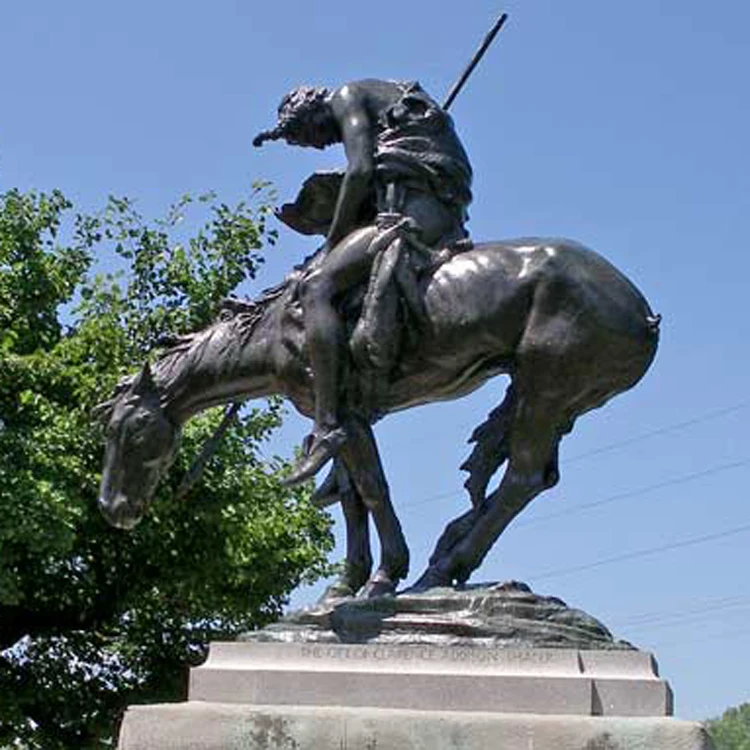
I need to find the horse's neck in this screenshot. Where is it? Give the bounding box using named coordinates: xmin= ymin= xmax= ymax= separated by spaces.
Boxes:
xmin=153 ymin=312 xmax=278 ymax=423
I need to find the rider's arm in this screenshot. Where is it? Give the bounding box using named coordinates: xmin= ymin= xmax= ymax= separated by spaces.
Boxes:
xmin=327 ymin=87 xmax=375 ymax=247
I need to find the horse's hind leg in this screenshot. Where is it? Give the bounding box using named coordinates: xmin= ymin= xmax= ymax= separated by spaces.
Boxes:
xmin=410 ymin=384 xmax=517 ymax=588
xmin=339 ymin=417 xmax=409 ymax=597
xmin=417 ymin=388 xmax=564 ymax=587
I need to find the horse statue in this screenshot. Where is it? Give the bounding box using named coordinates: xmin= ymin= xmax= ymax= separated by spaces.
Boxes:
xmin=95 ymin=235 xmax=659 ymax=598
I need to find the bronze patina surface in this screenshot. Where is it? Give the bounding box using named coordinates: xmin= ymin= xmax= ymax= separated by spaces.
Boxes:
xmin=97 ymin=74 xmax=658 ymax=599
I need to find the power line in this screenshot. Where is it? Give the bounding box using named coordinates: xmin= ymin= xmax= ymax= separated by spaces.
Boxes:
xmin=529 ymin=521 xmax=750 ymax=582
xmin=643 ymin=625 xmax=750 ymax=649
xmin=402 ymin=487 xmax=459 ymax=508
xmin=514 ymin=457 xmax=750 ymax=528
xmin=624 ymin=611 xmax=750 ymax=634
xmin=400 ymin=399 xmax=750 ymax=509
xmin=402 ymin=456 xmax=750 ymax=524
xmin=616 ymin=594 xmax=750 ymax=627
xmin=565 ymin=399 xmax=750 ymax=464
xmin=617 ymin=604 xmax=750 ymax=633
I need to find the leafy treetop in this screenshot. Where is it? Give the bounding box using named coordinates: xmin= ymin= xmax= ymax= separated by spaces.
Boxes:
xmin=707 ymin=702 xmax=750 ymax=750
xmin=0 ymin=185 xmax=333 ymax=749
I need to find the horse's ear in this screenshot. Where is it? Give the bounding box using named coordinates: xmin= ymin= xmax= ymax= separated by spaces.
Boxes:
xmin=131 ymin=362 xmax=158 ymax=397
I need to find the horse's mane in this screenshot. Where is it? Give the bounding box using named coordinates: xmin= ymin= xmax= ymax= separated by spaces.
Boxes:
xmin=152 ymin=279 xmax=294 ymax=391
xmin=96 ymin=247 xmax=326 ymax=416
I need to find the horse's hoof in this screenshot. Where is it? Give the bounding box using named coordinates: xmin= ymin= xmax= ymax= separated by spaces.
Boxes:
xmin=408 ymin=566 xmax=453 ymax=593
xmin=317 ymin=581 xmax=356 ymax=604
xmin=359 ymin=578 xmax=396 ymax=599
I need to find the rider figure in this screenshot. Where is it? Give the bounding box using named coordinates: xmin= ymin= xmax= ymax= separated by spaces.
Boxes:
xmin=254 ymin=79 xmax=473 ymax=484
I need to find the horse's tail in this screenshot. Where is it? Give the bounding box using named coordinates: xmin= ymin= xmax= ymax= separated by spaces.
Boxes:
xmin=460 ymin=384 xmax=517 ymax=508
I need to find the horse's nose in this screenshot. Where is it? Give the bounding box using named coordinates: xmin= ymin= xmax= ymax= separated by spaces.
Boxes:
xmin=98 ymin=494 xmax=140 ymax=530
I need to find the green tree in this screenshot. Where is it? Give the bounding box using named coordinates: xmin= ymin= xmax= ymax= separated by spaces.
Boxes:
xmin=708 ymin=703 xmax=750 ymax=750
xmin=0 ymin=186 xmax=334 ymax=748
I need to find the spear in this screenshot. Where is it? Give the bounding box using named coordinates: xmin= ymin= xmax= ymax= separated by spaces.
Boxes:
xmin=176 ymin=400 xmax=243 ymax=500
xmin=442 ymin=12 xmax=509 ymax=112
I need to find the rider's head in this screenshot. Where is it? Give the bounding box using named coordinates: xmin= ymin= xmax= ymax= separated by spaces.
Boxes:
xmin=253 ymin=86 xmax=339 ymax=150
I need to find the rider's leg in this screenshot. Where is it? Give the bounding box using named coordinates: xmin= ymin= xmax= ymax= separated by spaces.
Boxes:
xmin=285 ymin=227 xmax=378 ymax=484
xmin=299 ymin=270 xmax=341 ymax=436
xmin=286 ymin=193 xmax=463 ymax=485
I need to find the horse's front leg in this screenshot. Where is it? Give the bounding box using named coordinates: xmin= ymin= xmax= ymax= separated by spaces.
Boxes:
xmin=314 ymin=459 xmax=373 ymax=602
xmin=339 ymin=417 xmax=409 ymax=597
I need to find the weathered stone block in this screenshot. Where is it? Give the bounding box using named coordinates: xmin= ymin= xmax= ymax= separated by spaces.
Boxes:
xmin=189 ymin=642 xmax=672 ymax=717
xmin=118 ymin=703 xmax=714 ymax=750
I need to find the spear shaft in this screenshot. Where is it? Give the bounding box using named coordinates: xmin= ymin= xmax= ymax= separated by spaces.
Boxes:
xmin=442 ymin=12 xmax=509 ymax=112
xmin=176 ymin=400 xmax=243 ymax=500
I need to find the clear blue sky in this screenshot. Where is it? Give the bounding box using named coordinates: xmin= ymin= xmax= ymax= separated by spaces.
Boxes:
xmin=2 ymin=0 xmax=748 ymax=722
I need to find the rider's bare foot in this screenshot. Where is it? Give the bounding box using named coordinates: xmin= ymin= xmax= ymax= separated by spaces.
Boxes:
xmin=282 ymin=427 xmax=347 ymax=486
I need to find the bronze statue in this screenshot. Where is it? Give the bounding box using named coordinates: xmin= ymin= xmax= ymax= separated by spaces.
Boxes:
xmin=96 ymin=24 xmax=660 ymax=598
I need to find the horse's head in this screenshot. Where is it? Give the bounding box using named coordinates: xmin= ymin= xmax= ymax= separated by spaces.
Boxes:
xmin=94 ymin=362 xmax=181 ymax=529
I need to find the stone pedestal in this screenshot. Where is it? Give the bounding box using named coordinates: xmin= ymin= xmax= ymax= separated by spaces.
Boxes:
xmin=118 ymin=642 xmax=712 ymax=749
xmin=120 ymin=703 xmax=714 ymax=750
xmin=117 ymin=584 xmax=713 ymax=749
xmin=189 ymin=642 xmax=672 ymax=717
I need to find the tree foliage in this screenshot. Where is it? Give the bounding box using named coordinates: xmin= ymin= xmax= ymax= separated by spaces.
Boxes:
xmin=708 ymin=702 xmax=750 ymax=750
xmin=0 ymin=186 xmax=334 ymax=748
